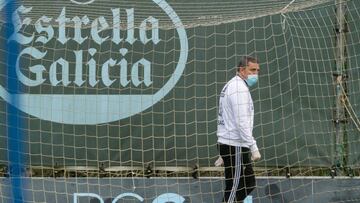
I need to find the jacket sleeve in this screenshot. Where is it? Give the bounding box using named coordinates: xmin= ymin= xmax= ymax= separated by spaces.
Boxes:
xmin=228 ymin=84 xmax=258 ymax=152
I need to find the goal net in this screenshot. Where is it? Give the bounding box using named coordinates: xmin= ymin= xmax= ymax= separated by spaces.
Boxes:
xmin=0 ymin=0 xmax=360 ymax=202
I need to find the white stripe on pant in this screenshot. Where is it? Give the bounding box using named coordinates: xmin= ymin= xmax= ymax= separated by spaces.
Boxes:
xmin=228 ymin=146 xmax=242 ymax=203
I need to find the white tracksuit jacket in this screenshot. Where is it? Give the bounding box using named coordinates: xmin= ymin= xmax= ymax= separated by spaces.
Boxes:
xmin=217 ymin=75 xmax=258 ymax=152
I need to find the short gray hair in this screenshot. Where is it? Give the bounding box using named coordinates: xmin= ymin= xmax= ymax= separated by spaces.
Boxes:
xmin=237 ymin=56 xmax=258 ymax=70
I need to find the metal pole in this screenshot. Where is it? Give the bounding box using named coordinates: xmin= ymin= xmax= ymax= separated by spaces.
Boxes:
xmin=5 ymin=0 xmax=25 ymax=202
xmin=333 ymin=0 xmax=348 ymax=175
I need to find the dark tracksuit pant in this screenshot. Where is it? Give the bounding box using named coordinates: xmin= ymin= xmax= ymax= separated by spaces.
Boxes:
xmin=219 ymin=144 xmax=256 ymax=203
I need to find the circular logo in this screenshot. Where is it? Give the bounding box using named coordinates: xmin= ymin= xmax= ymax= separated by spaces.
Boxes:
xmin=0 ymin=0 xmax=188 ymax=125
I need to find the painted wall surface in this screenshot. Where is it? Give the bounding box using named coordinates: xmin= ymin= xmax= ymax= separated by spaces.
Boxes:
xmin=1 ymin=177 xmax=360 ymax=203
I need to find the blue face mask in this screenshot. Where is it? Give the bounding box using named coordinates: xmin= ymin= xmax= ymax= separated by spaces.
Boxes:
xmin=245 ymin=74 xmax=258 ymax=87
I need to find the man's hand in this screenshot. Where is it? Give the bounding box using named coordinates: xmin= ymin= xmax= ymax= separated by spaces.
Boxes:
xmin=251 ymin=150 xmax=261 ymax=161
xmin=214 ymin=155 xmax=224 ymax=167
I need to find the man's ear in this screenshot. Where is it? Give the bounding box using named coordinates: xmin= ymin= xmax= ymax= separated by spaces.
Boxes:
xmin=238 ymin=67 xmax=244 ymax=75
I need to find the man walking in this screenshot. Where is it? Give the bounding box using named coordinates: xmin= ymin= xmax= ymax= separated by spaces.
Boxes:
xmin=217 ymin=56 xmax=261 ymax=203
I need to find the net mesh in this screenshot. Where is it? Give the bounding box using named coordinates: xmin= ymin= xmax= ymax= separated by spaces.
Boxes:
xmin=1 ymin=0 xmax=360 ymax=202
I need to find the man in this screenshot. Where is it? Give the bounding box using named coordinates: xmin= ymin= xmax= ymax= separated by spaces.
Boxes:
xmin=216 ymin=56 xmax=261 ymax=203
